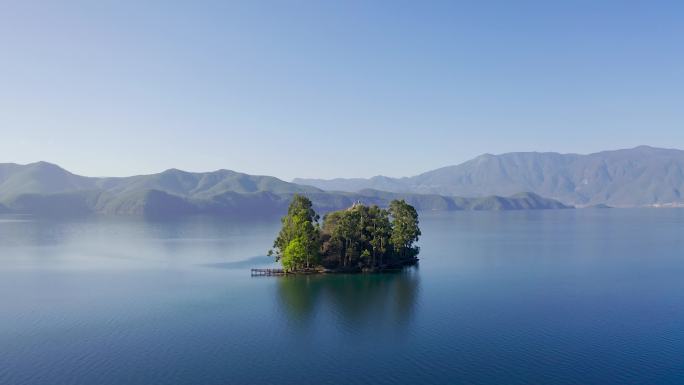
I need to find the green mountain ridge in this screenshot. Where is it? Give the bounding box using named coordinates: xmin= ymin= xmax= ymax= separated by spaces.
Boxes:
xmin=0 ymin=162 xmax=570 ymax=218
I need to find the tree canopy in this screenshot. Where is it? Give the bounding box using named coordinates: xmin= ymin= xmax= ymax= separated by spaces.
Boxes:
xmin=271 ymin=196 xmax=421 ymax=272
xmin=269 ymin=194 xmax=321 ymax=271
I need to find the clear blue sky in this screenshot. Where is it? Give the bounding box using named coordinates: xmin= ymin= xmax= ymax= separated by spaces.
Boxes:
xmin=1 ymin=1 xmax=682 ymax=180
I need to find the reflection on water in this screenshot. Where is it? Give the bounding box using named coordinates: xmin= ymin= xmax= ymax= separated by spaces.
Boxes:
xmin=276 ymin=268 xmax=420 ymax=330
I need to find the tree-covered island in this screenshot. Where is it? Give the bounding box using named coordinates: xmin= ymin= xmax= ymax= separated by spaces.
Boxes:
xmin=269 ymin=195 xmax=421 ymax=273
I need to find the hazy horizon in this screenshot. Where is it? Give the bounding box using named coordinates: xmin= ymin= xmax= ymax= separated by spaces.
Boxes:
xmin=2 ymin=1 xmax=683 ymax=180
xmin=1 ymin=144 xmax=680 ymax=180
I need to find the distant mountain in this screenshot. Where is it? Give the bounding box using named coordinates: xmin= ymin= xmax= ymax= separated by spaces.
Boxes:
xmin=0 ymin=162 xmax=319 ymax=199
xmin=0 ymin=162 xmax=569 ymax=218
xmin=0 ymin=162 xmax=93 ymax=198
xmin=350 ymin=190 xmax=569 ymax=211
xmin=294 ymin=146 xmax=684 ymax=207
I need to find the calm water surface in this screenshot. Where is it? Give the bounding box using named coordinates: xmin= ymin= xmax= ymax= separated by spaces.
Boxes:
xmin=1 ymin=210 xmax=683 ymax=385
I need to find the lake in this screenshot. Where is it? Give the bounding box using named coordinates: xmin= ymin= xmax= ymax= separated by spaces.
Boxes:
xmin=1 ymin=209 xmax=683 ymax=385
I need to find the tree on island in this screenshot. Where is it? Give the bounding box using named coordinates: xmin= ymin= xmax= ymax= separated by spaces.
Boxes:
xmin=269 ymin=194 xmax=321 ymax=271
xmin=388 ymin=199 xmax=421 ymax=261
xmin=270 ymin=195 xmax=421 ymax=273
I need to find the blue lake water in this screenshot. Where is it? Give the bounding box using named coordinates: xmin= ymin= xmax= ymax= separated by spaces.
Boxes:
xmin=1 ymin=209 xmax=683 ymax=385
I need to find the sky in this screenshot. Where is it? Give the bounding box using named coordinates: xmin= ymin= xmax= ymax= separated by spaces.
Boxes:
xmin=1 ymin=0 xmax=682 ymax=180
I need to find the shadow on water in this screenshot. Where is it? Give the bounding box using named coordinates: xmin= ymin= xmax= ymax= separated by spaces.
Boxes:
xmin=275 ymin=267 xmax=421 ymax=332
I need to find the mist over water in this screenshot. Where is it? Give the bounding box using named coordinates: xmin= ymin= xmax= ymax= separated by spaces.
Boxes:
xmin=1 ymin=210 xmax=683 ymax=385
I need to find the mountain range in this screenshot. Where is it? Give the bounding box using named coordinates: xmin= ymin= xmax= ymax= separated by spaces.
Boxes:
xmin=295 ymin=146 xmax=684 ymax=208
xmin=0 ymin=162 xmax=568 ymax=218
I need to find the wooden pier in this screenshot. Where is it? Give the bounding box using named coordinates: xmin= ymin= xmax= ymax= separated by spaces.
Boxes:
xmin=251 ymin=268 xmax=287 ymax=276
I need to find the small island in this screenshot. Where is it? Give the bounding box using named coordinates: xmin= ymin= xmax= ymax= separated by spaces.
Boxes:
xmin=268 ymin=195 xmax=421 ymax=273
